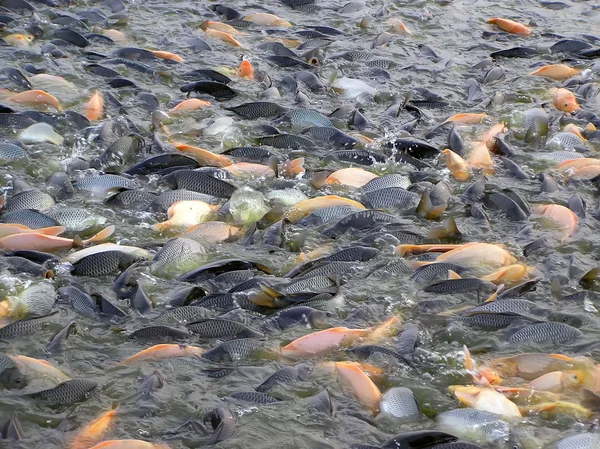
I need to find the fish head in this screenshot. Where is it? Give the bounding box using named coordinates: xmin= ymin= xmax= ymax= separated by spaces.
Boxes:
xmin=0 ymin=366 xmax=27 ymax=390
xmin=308 ymin=309 xmax=334 ymax=328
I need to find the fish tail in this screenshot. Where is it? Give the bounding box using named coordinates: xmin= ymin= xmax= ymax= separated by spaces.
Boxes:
xmin=37 ymin=226 xmax=66 ymax=236
xmin=428 ymin=216 xmax=461 ymax=239
xmin=83 ymin=225 xmax=116 ymax=244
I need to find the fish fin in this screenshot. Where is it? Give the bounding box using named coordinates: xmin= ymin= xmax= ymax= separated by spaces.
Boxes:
xmin=72 ymin=235 xmax=83 ymax=248
xmin=311 ymin=171 xmax=329 ymax=189
xmin=416 ymin=189 xmax=432 ymax=216
xmin=428 ymin=216 xmax=461 ymax=239
xmin=152 ymin=221 xmax=172 ymax=232
xmin=268 ymin=156 xmax=279 ymax=177
xmin=83 ymin=225 xmax=116 ymax=244
xmin=447 ymin=270 xmax=462 ymax=280
xmin=463 ymin=345 xmax=475 ymax=371
xmin=483 ymin=283 xmax=504 ymax=302
xmin=37 ymin=226 xmax=66 ymax=236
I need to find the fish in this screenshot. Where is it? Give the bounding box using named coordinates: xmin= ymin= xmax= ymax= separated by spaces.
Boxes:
xmin=88 ymin=441 xmax=170 ymax=449
xmin=255 ymin=363 xmax=312 ymax=392
xmin=70 ymin=410 xmax=116 ymax=449
xmin=121 ymin=344 xmax=204 ymax=364
xmin=186 ymin=319 xmax=263 ymax=338
xmin=0 ymin=352 xmax=26 ymax=389
xmin=335 ymin=361 xmax=381 ymax=411
xmin=449 ymin=385 xmax=522 ymax=417
xmin=487 ymin=18 xmax=531 ymax=35
xmin=380 ymin=387 xmax=421 ymax=420
xmin=202 ymin=338 xmax=261 ymax=362
xmin=0 ymin=311 xmax=57 ymax=340
xmin=28 ymin=379 xmax=97 ymax=405
xmin=230 ymin=391 xmax=281 ymax=404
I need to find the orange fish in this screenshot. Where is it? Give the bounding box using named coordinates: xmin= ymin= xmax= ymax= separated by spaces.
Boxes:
xmin=324 ymin=168 xmax=379 ymax=188
xmin=0 ymin=224 xmax=65 ymax=238
xmin=281 ymin=327 xmax=370 ymax=357
xmin=103 ymin=29 xmax=127 ymax=43
xmin=168 ymin=98 xmax=211 ymax=113
xmin=242 ymin=13 xmax=292 ymax=27
xmin=467 ymin=142 xmax=495 ymax=175
xmin=478 ymin=122 xmax=506 ymax=143
xmin=4 ymin=33 xmax=34 ymax=47
xmin=463 ymin=345 xmax=501 ymax=386
xmin=237 ymin=60 xmax=254 ymax=79
xmin=121 ymin=344 xmax=204 ymax=364
xmin=203 ymin=28 xmax=245 ymax=47
xmin=10 ymin=89 xmax=61 ymax=110
xmin=335 ymin=362 xmax=381 ymax=411
xmin=172 ymin=141 xmax=232 ymax=167
xmin=530 ymin=64 xmax=580 ymax=81
xmin=387 ymin=18 xmax=412 ymax=35
xmin=281 ymin=158 xmax=305 ymax=178
xmin=84 ymin=91 xmax=104 ymax=121
xmin=442 ymin=113 xmax=488 ymax=125
xmin=528 ymin=370 xmax=584 ymax=392
xmin=0 ymin=225 xmax=114 ymax=252
xmin=395 ymin=242 xmax=517 ymax=268
xmin=442 ymin=149 xmax=471 ymax=181
xmin=153 ymin=200 xmax=218 ymax=231
xmin=571 ymin=165 xmax=600 ymax=180
xmin=552 ymin=88 xmax=579 ymax=112
xmin=286 ymin=195 xmax=365 ymax=222
xmin=200 ymin=21 xmax=242 ymax=35
xmin=481 ymin=264 xmax=531 ymax=284
xmin=556 ymin=158 xmax=600 ymax=171
xmin=224 ymin=162 xmax=275 ymax=178
xmin=71 ymin=410 xmax=117 ymax=449
xmin=485 ymin=353 xmax=587 ymax=380
xmin=181 ymin=222 xmax=240 ymax=243
xmin=487 ymin=18 xmax=531 ymax=35
xmin=151 ymin=50 xmax=184 ymax=62
xmin=450 ymin=385 xmax=522 ymax=417
xmin=532 ymin=204 xmax=579 ymax=237
xmin=89 ymin=440 xmax=170 ymax=449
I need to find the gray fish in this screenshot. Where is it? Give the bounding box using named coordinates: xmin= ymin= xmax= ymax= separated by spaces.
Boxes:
xmin=46 ymin=207 xmax=97 ymax=231
xmin=350 ymin=345 xmax=413 ymax=367
xmin=0 ymin=353 xmax=26 ymax=389
xmin=204 ymin=407 xmax=236 ymax=444
xmin=0 ymin=114 xmax=36 ymax=129
xmin=363 ymin=187 xmax=420 ymax=209
xmin=410 ymin=263 xmax=468 ymax=285
xmin=304 ymin=127 xmax=358 ymax=148
xmin=380 ymin=387 xmax=421 ymax=420
xmin=361 ymin=174 xmax=411 ymax=193
xmin=0 ymin=257 xmax=52 ymax=278
xmin=90 ymin=134 xmax=145 ymax=172
xmin=332 ymin=149 xmax=385 ymax=165
xmin=0 ymin=312 xmax=57 ymax=340
xmin=230 ymin=391 xmax=281 ymax=404
xmin=261 ymin=306 xmax=332 ymax=331
xmin=555 ymin=433 xmax=600 ymax=449
xmin=3 ymin=190 xmax=55 ymax=213
xmin=369 ymin=260 xmax=414 ymax=278
xmin=279 ymin=109 xmax=333 ymax=128
xmin=0 ymin=142 xmax=27 ymax=161
xmin=424 ymin=278 xmax=496 ymax=295
xmin=151 ymin=237 xmax=206 ymax=272
xmin=466 ymin=298 xmax=544 ymax=315
xmin=93 ymin=293 xmax=127 ymax=317
xmin=223 ymin=146 xmax=273 ymax=161
xmin=28 ymin=379 xmax=97 ymax=405
xmin=255 ymin=363 xmax=311 ymax=392
xmin=0 ymin=209 xmax=58 ymax=229
xmin=483 ymin=192 xmax=528 ymax=221
xmin=257 ymin=133 xmax=315 ymax=150
xmin=129 ymin=326 xmax=190 ymax=340
xmin=177 ymin=259 xmax=265 ymax=283
xmin=202 ymin=338 xmax=261 ymax=362
xmin=44 ymin=321 xmax=76 ymax=354
xmin=436 ymin=408 xmax=510 ymax=446
xmin=283 ymin=276 xmax=338 ymax=294
xmin=297 ymin=205 xmax=361 ymax=226
xmin=180 ymin=81 xmax=236 ymax=100
xmin=154 ymin=306 xmax=213 ymax=325
xmin=137 ymin=370 xmax=164 ymax=400
xmin=72 ymin=251 xmax=139 ymax=277
xmin=227 ymin=102 xmax=288 ymax=119
xmin=163 ymin=170 xmax=236 ymax=198
xmin=58 ymin=285 xmax=98 ymax=316
xmin=507 ymin=322 xmax=583 ymax=344
xmin=380 ymin=431 xmax=458 ymax=449
xmin=1 ymin=413 xmax=24 ymax=439
xmin=131 ymin=284 xmax=153 ymax=313
xmin=323 ymin=210 xmax=400 ymax=237
xmin=125 ymin=154 xmax=199 ymax=176
xmin=73 ymin=174 xmax=140 ymax=196
xmin=149 ymin=189 xmax=218 ymax=212
xmin=186 ymin=319 xmax=263 ymax=339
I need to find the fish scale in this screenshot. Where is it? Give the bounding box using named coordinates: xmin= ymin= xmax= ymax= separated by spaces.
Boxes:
xmin=164 ymin=170 xmax=237 ymax=198
xmin=202 ymin=338 xmax=261 ymax=362
xmin=186 ymin=319 xmax=263 ymax=338
xmin=0 ymin=142 xmax=27 ymax=161
xmin=363 ymin=187 xmax=420 ymax=209
xmin=28 ymin=379 xmax=97 ymax=405
xmin=58 ymin=285 xmax=98 ymax=316
xmin=256 ymin=364 xmax=311 ymax=392
xmin=0 ymin=312 xmax=57 ymax=340
xmin=230 ymin=391 xmax=281 ymax=404
xmin=3 ymin=190 xmax=55 ymax=213
xmin=227 ymin=102 xmax=289 ymax=119
xmin=0 ymin=209 xmax=58 ymax=228
xmin=71 ymin=250 xmax=139 ymax=276
xmin=380 ymin=387 xmax=421 ymax=419
xmin=507 ymin=322 xmax=583 ymax=344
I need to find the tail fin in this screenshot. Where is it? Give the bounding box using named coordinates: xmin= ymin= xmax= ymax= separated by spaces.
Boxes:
xmin=37 ymin=226 xmax=66 ymax=236
xmin=82 ymin=225 xmax=116 ymax=244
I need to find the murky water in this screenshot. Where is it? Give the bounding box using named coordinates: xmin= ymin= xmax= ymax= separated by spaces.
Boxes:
xmin=0 ymin=0 xmax=600 ymax=448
